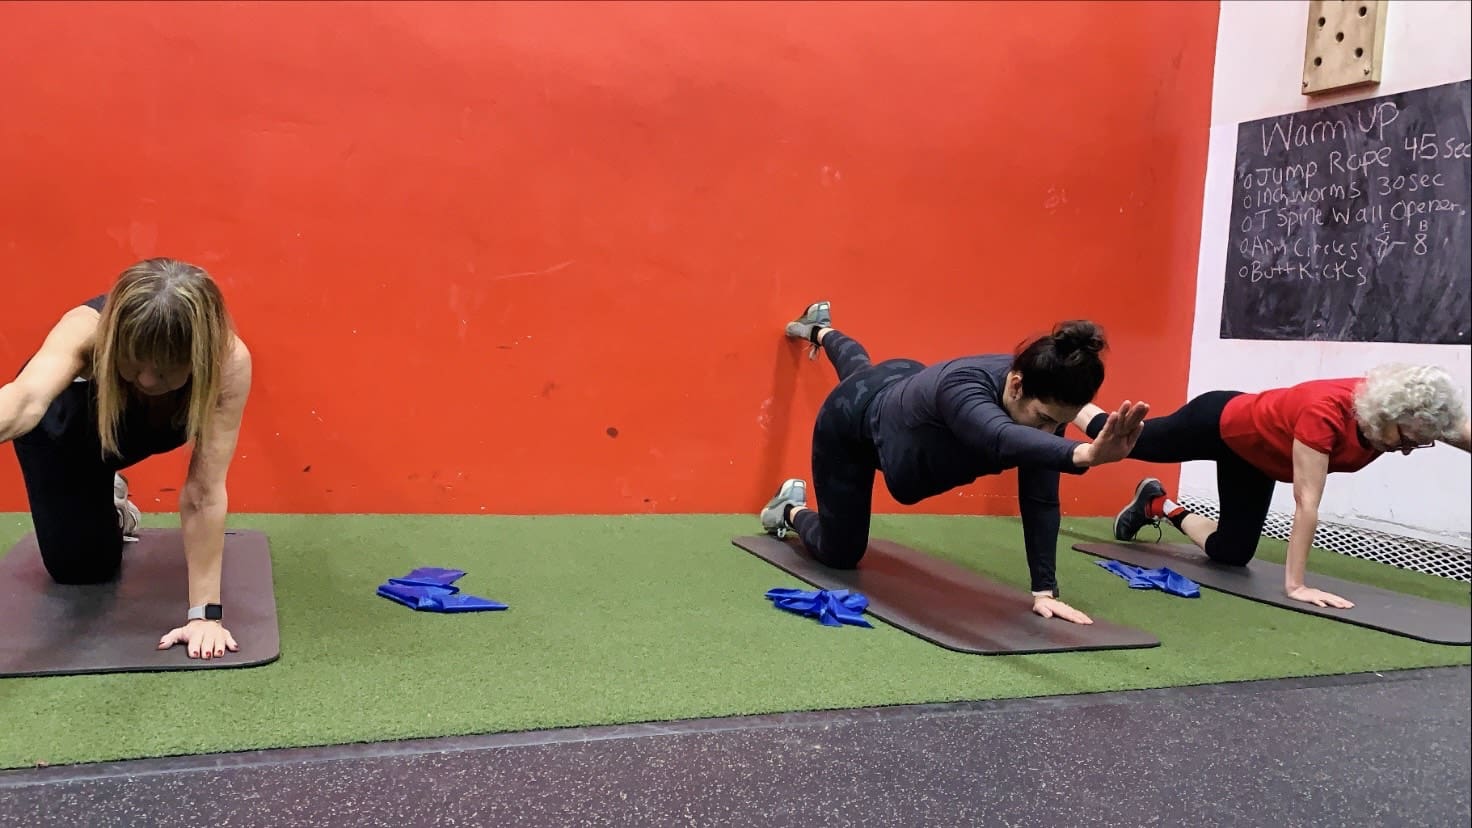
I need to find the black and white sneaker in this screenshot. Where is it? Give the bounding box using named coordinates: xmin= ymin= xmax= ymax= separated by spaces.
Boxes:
xmin=1113 ymin=477 xmax=1165 ymax=541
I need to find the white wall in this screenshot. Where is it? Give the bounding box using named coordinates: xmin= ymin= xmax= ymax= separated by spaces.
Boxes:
xmin=1187 ymin=1 xmax=1472 ymax=543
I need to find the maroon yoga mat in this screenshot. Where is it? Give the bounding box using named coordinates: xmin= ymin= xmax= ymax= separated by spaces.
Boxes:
xmin=0 ymin=528 xmax=280 ymax=677
xmin=1074 ymin=542 xmax=1470 ymax=646
xmin=733 ymin=534 xmax=1159 ymax=655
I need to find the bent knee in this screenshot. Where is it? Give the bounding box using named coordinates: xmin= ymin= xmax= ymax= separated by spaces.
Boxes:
xmin=1203 ymin=535 xmax=1256 ymax=566
xmin=39 ymin=543 xmax=122 ymax=585
xmin=43 ymin=560 xmax=121 ymax=585
xmin=815 ymin=542 xmax=867 ymax=569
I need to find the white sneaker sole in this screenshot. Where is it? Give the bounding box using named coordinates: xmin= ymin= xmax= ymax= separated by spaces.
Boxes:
xmin=119 ymin=501 xmax=142 ymax=542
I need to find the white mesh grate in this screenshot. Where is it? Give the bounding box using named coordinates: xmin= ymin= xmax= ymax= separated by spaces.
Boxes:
xmin=1177 ymin=494 xmax=1471 ymax=583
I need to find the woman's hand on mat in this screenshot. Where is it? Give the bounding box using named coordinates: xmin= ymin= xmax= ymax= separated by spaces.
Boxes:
xmin=1078 ymin=401 xmax=1149 ymax=467
xmin=1031 ymin=596 xmax=1093 ymax=624
xmin=158 ymin=620 xmax=239 ymax=659
xmin=1286 ymin=585 xmax=1355 ymax=609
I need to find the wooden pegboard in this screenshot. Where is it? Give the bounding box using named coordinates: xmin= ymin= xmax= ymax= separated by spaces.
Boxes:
xmin=1302 ymin=0 xmax=1389 ymax=96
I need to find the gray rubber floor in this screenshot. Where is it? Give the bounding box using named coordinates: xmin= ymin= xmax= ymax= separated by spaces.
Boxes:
xmin=2 ymin=666 xmax=1467 ymax=827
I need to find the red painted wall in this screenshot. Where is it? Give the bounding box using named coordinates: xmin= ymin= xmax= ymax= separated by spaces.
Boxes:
xmin=0 ymin=1 xmax=1218 ymax=515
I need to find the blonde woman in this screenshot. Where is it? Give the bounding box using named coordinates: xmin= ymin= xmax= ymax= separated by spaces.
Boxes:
xmin=1072 ymin=365 xmax=1471 ymax=610
xmin=1 ymin=258 xmax=252 ymax=660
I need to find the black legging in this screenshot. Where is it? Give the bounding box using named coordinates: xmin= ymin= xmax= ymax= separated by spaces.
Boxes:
xmin=1086 ymin=390 xmax=1275 ymax=566
xmin=12 ymin=378 xmax=187 ymax=584
xmin=791 ymin=331 xmax=923 ymax=567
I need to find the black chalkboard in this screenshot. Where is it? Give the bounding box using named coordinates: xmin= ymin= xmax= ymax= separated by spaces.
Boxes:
xmin=1220 ymin=79 xmax=1470 ymax=344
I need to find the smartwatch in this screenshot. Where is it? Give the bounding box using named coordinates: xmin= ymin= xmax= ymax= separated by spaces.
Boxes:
xmin=187 ymin=603 xmax=224 ymax=622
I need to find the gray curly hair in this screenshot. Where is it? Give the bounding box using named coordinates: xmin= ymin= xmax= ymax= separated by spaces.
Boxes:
xmin=1353 ymin=364 xmax=1467 ymax=441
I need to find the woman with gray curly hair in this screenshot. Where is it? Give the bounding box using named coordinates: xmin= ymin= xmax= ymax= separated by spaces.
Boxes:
xmin=1070 ymin=364 xmax=1470 ymax=609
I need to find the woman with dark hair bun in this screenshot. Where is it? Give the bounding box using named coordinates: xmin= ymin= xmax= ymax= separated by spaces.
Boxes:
xmin=759 ymin=301 xmax=1148 ymax=626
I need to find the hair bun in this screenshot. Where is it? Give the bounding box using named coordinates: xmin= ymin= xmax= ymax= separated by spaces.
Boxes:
xmin=1051 ymin=320 xmax=1106 ymax=356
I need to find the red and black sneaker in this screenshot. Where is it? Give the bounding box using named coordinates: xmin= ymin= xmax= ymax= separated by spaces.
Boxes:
xmin=1114 ymin=477 xmax=1166 ymax=541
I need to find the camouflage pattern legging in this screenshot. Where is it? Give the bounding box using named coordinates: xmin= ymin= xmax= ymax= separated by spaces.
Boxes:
xmin=791 ymin=330 xmax=923 ymax=567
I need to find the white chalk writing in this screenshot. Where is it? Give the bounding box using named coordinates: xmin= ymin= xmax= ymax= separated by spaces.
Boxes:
xmin=1233 ymin=91 xmax=1468 ymax=290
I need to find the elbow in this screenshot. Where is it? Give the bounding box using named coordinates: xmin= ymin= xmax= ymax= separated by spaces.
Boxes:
xmin=0 ymin=385 xmax=47 ymax=441
xmin=21 ymin=397 xmax=47 ymax=429
xmin=181 ymin=483 xmax=228 ymax=514
xmin=21 ymin=398 xmax=50 ymax=437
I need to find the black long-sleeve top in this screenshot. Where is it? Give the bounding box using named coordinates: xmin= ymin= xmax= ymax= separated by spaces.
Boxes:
xmin=865 ymin=354 xmax=1088 ymax=594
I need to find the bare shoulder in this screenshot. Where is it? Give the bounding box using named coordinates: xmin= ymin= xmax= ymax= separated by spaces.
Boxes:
xmin=28 ymin=303 xmax=99 ymax=373
xmin=219 ymin=333 xmax=253 ymax=404
xmin=227 ymin=333 xmax=252 ymax=369
xmin=52 ymin=303 xmax=102 ymax=347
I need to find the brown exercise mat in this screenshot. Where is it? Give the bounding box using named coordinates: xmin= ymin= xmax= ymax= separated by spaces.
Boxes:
xmin=732 ymin=535 xmax=1159 ymax=655
xmin=1073 ymin=542 xmax=1471 ymax=646
xmin=0 ymin=528 xmax=280 ymax=677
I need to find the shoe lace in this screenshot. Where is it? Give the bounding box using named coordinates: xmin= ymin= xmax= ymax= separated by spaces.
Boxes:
xmin=1146 ymin=518 xmax=1163 ymax=542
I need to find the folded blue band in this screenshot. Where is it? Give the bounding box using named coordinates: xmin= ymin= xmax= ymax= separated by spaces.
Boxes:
xmin=765 ymin=587 xmax=872 ymax=627
xmin=1097 ymin=559 xmax=1200 ymax=598
xmin=377 ymin=568 xmax=507 ymax=612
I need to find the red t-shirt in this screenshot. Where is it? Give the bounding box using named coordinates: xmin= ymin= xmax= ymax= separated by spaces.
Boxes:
xmin=1218 ymin=378 xmax=1384 ymax=483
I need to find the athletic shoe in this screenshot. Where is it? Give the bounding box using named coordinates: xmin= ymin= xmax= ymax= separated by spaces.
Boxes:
xmin=785 ymin=301 xmax=831 ymax=359
xmin=760 ymin=478 xmax=808 ymax=539
xmin=115 ymin=473 xmax=141 ymax=542
xmin=1113 ymin=477 xmax=1165 ymax=541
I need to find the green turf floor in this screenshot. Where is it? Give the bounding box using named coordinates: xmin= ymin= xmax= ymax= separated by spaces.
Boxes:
xmin=0 ymin=512 xmax=1467 ymax=769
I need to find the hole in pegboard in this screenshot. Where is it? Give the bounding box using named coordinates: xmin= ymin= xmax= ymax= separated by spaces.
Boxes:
xmin=1336 ymin=32 xmax=1344 ymax=42
xmin=1355 ymin=47 xmax=1364 ymax=57
xmin=1318 ymin=16 xmax=1326 ymax=26
xmin=1314 ymin=56 xmax=1323 ymax=66
xmin=1359 ymin=6 xmax=1368 ymax=16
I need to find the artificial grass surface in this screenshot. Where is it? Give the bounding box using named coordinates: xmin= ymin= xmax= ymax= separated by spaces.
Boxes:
xmin=0 ymin=512 xmax=1467 ymax=769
